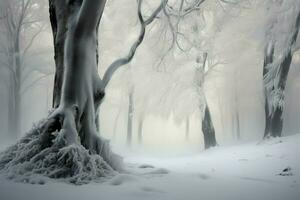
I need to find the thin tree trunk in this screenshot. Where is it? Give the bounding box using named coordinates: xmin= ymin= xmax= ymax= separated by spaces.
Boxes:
xmin=7 ymin=76 xmax=16 ymax=138
xmin=138 ymin=116 xmax=144 ymax=144
xmin=14 ymin=35 xmax=22 ymax=137
xmin=235 ymin=110 xmax=240 ymax=140
xmin=127 ymin=91 xmax=134 ymax=146
xmin=185 ymin=117 xmax=189 ymax=140
xmin=7 ymin=29 xmax=22 ymax=138
xmin=233 ymin=70 xmax=241 ymax=140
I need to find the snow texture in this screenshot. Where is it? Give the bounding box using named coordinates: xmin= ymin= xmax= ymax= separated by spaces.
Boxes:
xmin=0 ymin=133 xmax=298 ymax=200
xmin=0 ymin=119 xmax=116 ymax=185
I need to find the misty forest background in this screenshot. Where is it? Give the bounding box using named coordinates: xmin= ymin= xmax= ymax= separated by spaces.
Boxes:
xmin=0 ymin=0 xmax=300 ymax=153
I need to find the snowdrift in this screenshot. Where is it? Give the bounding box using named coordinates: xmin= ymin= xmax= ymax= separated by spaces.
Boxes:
xmin=0 ymin=119 xmax=120 ymax=184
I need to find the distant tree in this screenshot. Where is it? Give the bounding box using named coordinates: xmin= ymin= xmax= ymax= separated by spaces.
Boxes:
xmin=126 ymin=88 xmax=134 ymax=146
xmin=0 ymin=0 xmax=49 ymax=137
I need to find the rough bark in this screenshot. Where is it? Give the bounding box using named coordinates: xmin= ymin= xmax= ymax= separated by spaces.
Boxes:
xmin=49 ymin=0 xmax=68 ymax=108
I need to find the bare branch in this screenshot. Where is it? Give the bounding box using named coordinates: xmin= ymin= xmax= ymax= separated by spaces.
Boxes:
xmin=101 ymin=0 xmax=165 ymax=89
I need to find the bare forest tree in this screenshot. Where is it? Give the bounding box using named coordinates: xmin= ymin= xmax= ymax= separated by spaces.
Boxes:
xmin=195 ymin=53 xmax=217 ymax=149
xmin=0 ymin=0 xmax=48 ymax=138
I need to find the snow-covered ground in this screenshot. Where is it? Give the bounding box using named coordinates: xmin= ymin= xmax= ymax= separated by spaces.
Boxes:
xmin=0 ymin=134 xmax=299 ymax=200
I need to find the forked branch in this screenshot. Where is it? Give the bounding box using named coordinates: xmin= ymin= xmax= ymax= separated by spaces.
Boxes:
xmin=101 ymin=0 xmax=166 ymax=89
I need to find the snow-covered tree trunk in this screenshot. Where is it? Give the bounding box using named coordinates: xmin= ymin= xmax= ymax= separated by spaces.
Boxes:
xmin=196 ymin=52 xmax=217 ymax=149
xmin=263 ymin=10 xmax=300 ymax=138
xmin=263 ymin=42 xmax=274 ymax=138
xmin=47 ymin=0 xmax=118 ymax=163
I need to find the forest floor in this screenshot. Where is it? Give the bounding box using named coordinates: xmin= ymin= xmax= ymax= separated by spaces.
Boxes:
xmin=0 ymin=134 xmax=299 ymax=200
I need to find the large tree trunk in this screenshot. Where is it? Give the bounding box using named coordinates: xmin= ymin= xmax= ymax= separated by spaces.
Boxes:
xmin=263 ymin=42 xmax=274 ymax=138
xmin=202 ymin=104 xmax=217 ymax=149
xmin=126 ymin=91 xmax=134 ymax=146
xmin=263 ymin=11 xmax=300 ymax=138
xmin=49 ymin=0 xmax=67 ymax=108
xmin=46 ymin=0 xmax=120 ymax=168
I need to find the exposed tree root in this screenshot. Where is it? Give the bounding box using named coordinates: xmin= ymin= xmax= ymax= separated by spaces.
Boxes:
xmin=0 ymin=116 xmax=122 ymax=185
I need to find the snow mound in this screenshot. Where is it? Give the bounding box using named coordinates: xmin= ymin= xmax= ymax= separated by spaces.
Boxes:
xmin=0 ymin=119 xmax=117 ymax=185
xmin=109 ymin=174 xmax=138 ymax=185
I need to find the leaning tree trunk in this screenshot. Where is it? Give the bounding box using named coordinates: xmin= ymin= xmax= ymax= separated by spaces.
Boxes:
xmin=202 ymin=104 xmax=217 ymax=149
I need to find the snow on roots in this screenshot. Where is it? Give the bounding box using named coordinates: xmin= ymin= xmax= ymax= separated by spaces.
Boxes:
xmin=0 ymin=119 xmax=116 ymax=185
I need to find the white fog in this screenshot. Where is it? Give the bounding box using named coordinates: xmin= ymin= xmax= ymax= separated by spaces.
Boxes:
xmin=0 ymin=0 xmax=299 ymax=200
